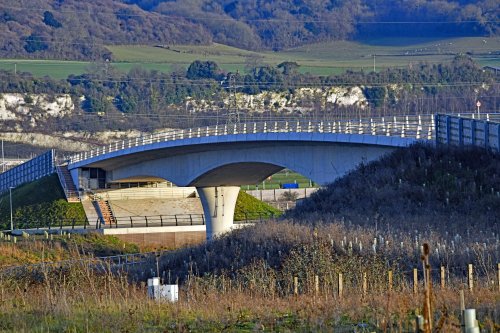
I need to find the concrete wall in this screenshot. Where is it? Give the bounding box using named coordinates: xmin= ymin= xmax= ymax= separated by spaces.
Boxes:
xmin=109 ymin=198 xmax=203 ymax=218
xmin=245 ymin=188 xmax=319 ymax=202
xmin=100 ymin=225 xmax=206 ymax=248
xmin=110 ymin=231 xmax=205 ymax=248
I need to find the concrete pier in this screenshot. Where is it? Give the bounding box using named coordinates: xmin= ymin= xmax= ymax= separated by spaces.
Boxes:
xmin=197 ymin=186 xmax=240 ymax=240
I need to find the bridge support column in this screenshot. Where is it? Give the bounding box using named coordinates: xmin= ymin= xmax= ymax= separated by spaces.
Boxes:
xmin=197 ymin=186 xmax=240 ymax=240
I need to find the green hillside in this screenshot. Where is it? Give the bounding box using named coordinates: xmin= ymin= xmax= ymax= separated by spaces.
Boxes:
xmin=0 ymin=174 xmax=86 ymax=230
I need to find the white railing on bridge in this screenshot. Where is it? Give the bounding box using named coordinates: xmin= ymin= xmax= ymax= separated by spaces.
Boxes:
xmin=68 ymin=115 xmax=438 ymax=164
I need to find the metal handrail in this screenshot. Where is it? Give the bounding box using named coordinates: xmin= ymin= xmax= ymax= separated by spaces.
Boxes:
xmin=67 ymin=114 xmax=451 ymax=164
xmin=55 ymin=165 xmax=80 ymax=202
xmin=7 ymin=211 xmax=276 ymax=231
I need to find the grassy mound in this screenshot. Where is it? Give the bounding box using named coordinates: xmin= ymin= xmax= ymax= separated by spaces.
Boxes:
xmin=0 ymin=174 xmax=86 ymax=229
xmin=287 ymin=143 xmax=500 ymax=233
xmin=234 ymin=190 xmax=282 ymax=221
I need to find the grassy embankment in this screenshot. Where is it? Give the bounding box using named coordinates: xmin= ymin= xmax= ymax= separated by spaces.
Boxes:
xmin=0 ymin=174 xmax=86 ymax=230
xmin=0 ymin=37 xmax=498 ymax=78
xmin=1 ymin=143 xmax=500 ymax=331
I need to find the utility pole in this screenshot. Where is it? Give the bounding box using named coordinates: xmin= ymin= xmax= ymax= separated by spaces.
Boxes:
xmin=226 ymin=73 xmax=240 ymax=126
xmin=1 ymin=139 xmax=4 ymax=173
xmin=373 ymin=54 xmax=376 ymax=72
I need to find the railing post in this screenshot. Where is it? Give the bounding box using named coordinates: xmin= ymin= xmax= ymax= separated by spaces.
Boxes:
xmin=59 ymin=218 xmax=63 ymax=231
xmin=84 ymin=217 xmax=88 ymax=229
xmin=175 ymin=215 xmax=178 ymax=226
xmin=160 ymin=215 xmax=163 ymax=227
xmin=471 ymin=120 xmax=476 ymax=146
xmin=445 ymin=116 xmax=451 ymax=145
xmin=130 ymin=216 xmax=133 ymax=228
xmin=71 ymin=218 xmax=75 ymax=230
xmin=458 ymin=117 xmax=464 ymax=146
xmin=484 ymin=122 xmax=490 ymax=149
xmin=190 ymin=214 xmax=193 ymax=225
xmin=145 ymin=216 xmax=148 ymax=227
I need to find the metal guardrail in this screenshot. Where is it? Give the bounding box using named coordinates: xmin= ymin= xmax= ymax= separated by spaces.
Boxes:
xmin=68 ymin=115 xmax=439 ymax=164
xmin=8 ymin=212 xmax=276 ymax=232
xmin=98 ymin=214 xmax=206 ymax=229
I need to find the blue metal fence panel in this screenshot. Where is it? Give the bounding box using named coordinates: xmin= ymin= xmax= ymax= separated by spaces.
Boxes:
xmin=0 ymin=150 xmax=55 ymax=194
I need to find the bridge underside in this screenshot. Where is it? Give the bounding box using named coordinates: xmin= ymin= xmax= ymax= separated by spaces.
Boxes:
xmin=70 ymin=137 xmax=414 ymax=240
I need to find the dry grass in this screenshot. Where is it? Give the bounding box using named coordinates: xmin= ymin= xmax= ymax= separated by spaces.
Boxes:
xmin=0 ymin=260 xmax=499 ymax=332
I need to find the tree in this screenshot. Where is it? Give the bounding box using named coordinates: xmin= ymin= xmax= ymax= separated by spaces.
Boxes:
xmin=43 ymin=11 xmax=62 ymax=28
xmin=186 ymin=61 xmax=221 ymax=80
xmin=277 ymin=61 xmax=300 ymax=76
xmin=23 ymin=34 xmax=49 ymax=53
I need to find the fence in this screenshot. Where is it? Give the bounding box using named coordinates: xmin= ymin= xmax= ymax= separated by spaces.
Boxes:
xmin=435 ymin=113 xmax=500 ymax=152
xmin=8 ymin=211 xmax=276 ymax=231
xmin=0 ymin=150 xmax=56 ymax=194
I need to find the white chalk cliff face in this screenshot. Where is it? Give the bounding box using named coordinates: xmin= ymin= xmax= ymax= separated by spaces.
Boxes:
xmin=0 ymin=88 xmax=369 ymax=151
xmin=186 ymin=87 xmax=368 ymax=112
xmin=0 ymin=93 xmax=74 ymax=125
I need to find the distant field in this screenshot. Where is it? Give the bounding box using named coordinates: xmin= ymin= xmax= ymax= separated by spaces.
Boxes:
xmin=241 ymin=169 xmax=317 ymax=190
xmin=1 ymin=37 xmax=498 ymax=78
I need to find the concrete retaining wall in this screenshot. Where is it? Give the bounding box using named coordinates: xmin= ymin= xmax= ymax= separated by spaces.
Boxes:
xmin=245 ymin=188 xmax=319 ymax=202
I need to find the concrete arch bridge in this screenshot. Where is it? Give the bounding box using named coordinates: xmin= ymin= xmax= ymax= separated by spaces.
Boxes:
xmin=66 ymin=116 xmax=434 ymax=239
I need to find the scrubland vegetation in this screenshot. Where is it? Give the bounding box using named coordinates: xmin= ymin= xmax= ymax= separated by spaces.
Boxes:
xmin=1 ymin=143 xmax=500 ymax=331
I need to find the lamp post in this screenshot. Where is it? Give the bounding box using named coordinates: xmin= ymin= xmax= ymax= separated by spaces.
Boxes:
xmin=9 ymin=187 xmax=13 ymax=231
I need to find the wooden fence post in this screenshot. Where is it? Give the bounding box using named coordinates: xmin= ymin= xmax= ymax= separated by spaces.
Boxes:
xmin=388 ymin=270 xmax=393 ymax=292
xmin=338 ymin=273 xmax=343 ymax=298
xmin=440 ymin=266 xmax=445 ymax=289
xmin=362 ymin=272 xmax=368 ymax=295
xmin=468 ymin=264 xmax=473 ymax=292
xmin=294 ymin=276 xmax=298 ymax=296
xmin=497 ymin=263 xmax=500 ymax=292
xmin=314 ymin=275 xmax=319 ymax=296
xmin=413 ymin=268 xmax=418 ymax=294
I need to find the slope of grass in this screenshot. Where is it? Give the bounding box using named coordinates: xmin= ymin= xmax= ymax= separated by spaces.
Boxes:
xmin=0 ymin=174 xmax=86 ymax=229
xmin=234 ymin=191 xmax=281 ymax=220
xmin=288 ymin=143 xmax=500 ymax=231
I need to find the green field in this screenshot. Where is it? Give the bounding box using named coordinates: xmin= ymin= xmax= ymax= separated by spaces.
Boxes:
xmin=0 ymin=37 xmax=498 ymax=78
xmin=241 ymin=169 xmax=317 ymax=190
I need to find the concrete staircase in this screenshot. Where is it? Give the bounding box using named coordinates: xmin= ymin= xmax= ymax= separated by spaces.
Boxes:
xmin=56 ymin=165 xmax=80 ymax=202
xmin=96 ymin=200 xmax=117 ymax=226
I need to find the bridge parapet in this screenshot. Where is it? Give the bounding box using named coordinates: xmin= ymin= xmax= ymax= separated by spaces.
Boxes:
xmin=69 ymin=115 xmax=437 ymax=165
xmin=436 ymin=113 xmax=500 ymax=151
xmin=0 ymin=150 xmax=56 ymax=194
